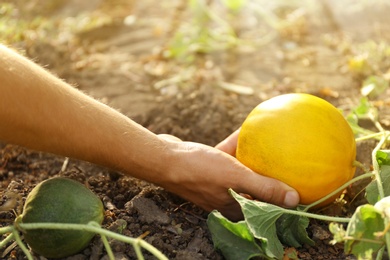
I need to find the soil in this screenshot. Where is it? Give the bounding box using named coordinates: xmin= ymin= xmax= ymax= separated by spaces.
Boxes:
xmin=1 ymin=0 xmax=390 ymax=259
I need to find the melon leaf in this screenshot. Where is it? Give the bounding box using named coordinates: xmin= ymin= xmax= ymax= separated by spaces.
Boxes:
xmin=230 ymin=189 xmax=285 ymax=259
xmin=366 ymin=150 xmax=390 ymax=204
xmin=207 ymin=211 xmax=265 ymax=260
xmin=344 ymin=204 xmax=385 ymax=258
xmin=276 ymin=213 xmax=314 ymax=248
xmin=208 ymin=190 xmax=319 ymax=259
xmin=376 ymin=150 xmax=390 ymax=167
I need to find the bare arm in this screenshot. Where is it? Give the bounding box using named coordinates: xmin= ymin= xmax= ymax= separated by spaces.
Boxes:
xmin=0 ymin=45 xmax=299 ymax=220
xmin=0 ymin=44 xmax=171 ymax=186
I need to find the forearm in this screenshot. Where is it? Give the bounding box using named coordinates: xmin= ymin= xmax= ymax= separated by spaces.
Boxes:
xmin=0 ymin=45 xmax=173 ymax=184
xmin=0 ymin=45 xmax=300 ymax=219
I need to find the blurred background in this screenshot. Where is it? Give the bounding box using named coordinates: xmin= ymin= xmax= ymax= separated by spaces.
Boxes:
xmin=1 ymin=0 xmax=390 ymax=115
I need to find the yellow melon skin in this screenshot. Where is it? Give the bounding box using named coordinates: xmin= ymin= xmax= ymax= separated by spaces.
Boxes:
xmin=236 ymin=93 xmax=356 ymax=206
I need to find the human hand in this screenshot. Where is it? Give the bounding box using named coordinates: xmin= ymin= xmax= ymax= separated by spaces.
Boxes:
xmin=0 ymin=44 xmax=298 ymax=221
xmin=158 ymin=134 xmax=299 ymax=221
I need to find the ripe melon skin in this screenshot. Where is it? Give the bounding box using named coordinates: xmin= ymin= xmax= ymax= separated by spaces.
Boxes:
xmin=20 ymin=177 xmax=104 ymax=259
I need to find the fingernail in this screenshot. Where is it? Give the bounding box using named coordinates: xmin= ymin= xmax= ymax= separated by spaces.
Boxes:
xmin=283 ymin=190 xmax=299 ymax=208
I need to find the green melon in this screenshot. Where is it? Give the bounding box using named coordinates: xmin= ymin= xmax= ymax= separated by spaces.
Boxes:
xmin=19 ymin=177 xmax=104 ymax=258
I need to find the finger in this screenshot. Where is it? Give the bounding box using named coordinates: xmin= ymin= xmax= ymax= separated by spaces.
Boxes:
xmin=215 ymin=129 xmax=240 ymax=156
xmin=158 ymin=134 xmax=183 ymax=142
xmin=235 ymin=171 xmax=300 ymax=208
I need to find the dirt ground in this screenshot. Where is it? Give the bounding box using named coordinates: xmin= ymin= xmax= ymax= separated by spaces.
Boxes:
xmin=1 ymin=0 xmax=390 ymax=259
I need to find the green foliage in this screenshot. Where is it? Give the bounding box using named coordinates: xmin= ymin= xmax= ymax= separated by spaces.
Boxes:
xmin=208 ymin=190 xmax=315 ymax=259
xmin=276 ymin=213 xmax=314 ymax=248
xmin=366 ymin=151 xmax=390 ymax=205
xmin=330 ymin=144 xmax=390 ymax=259
xmin=231 ymin=190 xmax=285 ymax=259
xmin=208 ymin=97 xmax=390 ymax=259
xmin=344 ymin=204 xmax=385 ymax=259
xmin=376 ymin=150 xmax=390 ymax=167
xmin=207 ymin=211 xmax=265 ymax=260
xmin=207 ymin=147 xmax=390 ymax=260
xmin=353 ymin=97 xmax=377 ymax=117
xmin=336 ymin=97 xmax=390 ymax=259
xmin=330 ymin=202 xmax=387 ymax=259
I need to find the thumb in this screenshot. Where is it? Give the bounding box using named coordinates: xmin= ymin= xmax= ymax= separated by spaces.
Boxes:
xmin=235 ymin=171 xmax=300 ymax=208
xmin=215 ymin=129 xmax=240 ymax=156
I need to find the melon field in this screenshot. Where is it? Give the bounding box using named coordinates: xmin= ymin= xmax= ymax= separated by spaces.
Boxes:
xmin=1 ymin=0 xmax=390 ymax=259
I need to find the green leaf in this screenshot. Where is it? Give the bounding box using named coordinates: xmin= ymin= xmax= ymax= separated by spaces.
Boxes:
xmin=354 ymin=97 xmax=373 ymax=116
xmin=376 ymin=150 xmax=390 ymax=166
xmin=276 ymin=213 xmax=315 ymax=248
xmin=207 ymin=211 xmax=265 ymax=260
xmin=344 ymin=204 xmax=385 ymax=259
xmin=230 ymin=190 xmax=285 ymax=259
xmin=353 ymin=97 xmax=378 ymax=121
xmin=209 ymin=191 xmax=316 ymax=260
xmin=366 ymin=151 xmax=390 ymax=204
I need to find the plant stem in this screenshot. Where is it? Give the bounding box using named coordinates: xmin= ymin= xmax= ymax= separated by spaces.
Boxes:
xmin=355 ymin=131 xmax=389 ymax=142
xmin=0 ymin=232 xmax=14 ymax=249
xmin=376 ymin=247 xmax=384 ymax=260
xmin=12 ymin=228 xmax=33 ymax=260
xmin=283 ymin=208 xmax=351 ymax=223
xmin=0 ymin=226 xmax=14 ymax=235
xmin=17 ymin=222 xmax=169 ymax=260
xmin=133 ymin=240 xmax=145 ymax=260
xmin=303 ymin=172 xmax=374 ymax=212
xmin=88 ymin=221 xmax=115 ymax=260
xmin=353 ymin=160 xmax=370 ymax=172
xmin=351 ymin=125 xmax=377 ymax=139
xmin=343 ymin=236 xmax=385 ymax=245
xmin=100 ymin=234 xmax=115 ymax=260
